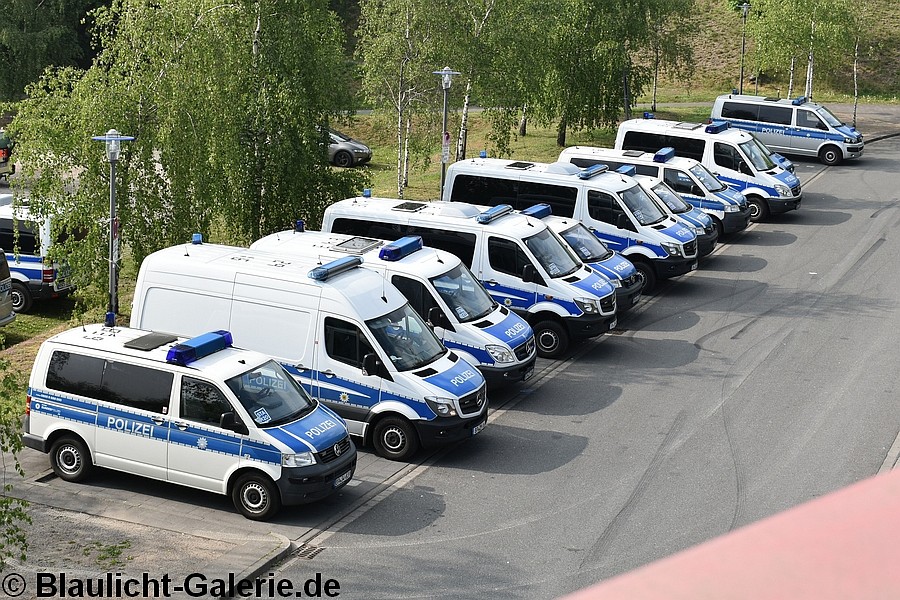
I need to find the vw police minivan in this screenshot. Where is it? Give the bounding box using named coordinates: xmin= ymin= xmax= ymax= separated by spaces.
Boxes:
xmin=131 ymin=238 xmax=488 ymax=461
xmin=251 ymin=226 xmax=537 ymax=385
xmin=442 ymin=157 xmax=698 ymax=292
xmin=558 ymin=146 xmax=751 ymax=237
xmin=322 ymin=196 xmax=619 ymax=358
xmin=23 ymin=325 xmax=357 ymax=520
xmin=615 ymin=117 xmax=802 ymax=222
xmin=711 ymin=94 xmax=864 ymax=166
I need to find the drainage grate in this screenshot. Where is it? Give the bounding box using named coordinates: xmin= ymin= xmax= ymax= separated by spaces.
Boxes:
xmin=293 ymin=544 xmax=324 ymax=560
xmin=35 ymin=472 xmax=58 ymax=483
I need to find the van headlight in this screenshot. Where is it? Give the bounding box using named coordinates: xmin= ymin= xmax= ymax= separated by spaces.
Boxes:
xmin=609 ymin=278 xmax=622 ymax=288
xmin=425 ymin=396 xmax=458 ymax=418
xmin=723 ymin=204 xmax=740 ymax=212
xmin=843 ymin=137 xmax=854 ymax=144
xmin=282 ymin=452 xmax=316 ymax=467
xmin=691 ymin=225 xmax=705 ymax=236
xmin=775 ymin=184 xmax=791 ymax=198
xmin=661 ymin=241 xmax=683 ymax=257
xmin=485 ymin=344 xmax=514 ymax=364
xmin=575 ymin=297 xmax=600 ymax=314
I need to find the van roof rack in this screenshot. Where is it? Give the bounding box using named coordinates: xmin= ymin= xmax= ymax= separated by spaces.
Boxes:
xmin=124 ymin=332 xmax=178 ymax=351
xmin=392 ymin=201 xmax=426 ymax=212
xmin=674 ymin=122 xmax=703 ymax=130
xmin=332 ymin=236 xmax=382 ymax=254
xmin=505 ymin=162 xmax=534 ymax=170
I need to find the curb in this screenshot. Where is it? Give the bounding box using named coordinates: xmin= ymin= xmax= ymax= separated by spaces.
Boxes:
xmin=203 ymin=532 xmax=294 ymax=599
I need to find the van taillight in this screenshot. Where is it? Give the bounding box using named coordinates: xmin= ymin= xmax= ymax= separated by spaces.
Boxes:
xmin=42 ymin=266 xmax=55 ymax=283
xmin=25 ymin=395 xmax=31 ymax=415
xmin=0 ymin=148 xmax=8 ymax=161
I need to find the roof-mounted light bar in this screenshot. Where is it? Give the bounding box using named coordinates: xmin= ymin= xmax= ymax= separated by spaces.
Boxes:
xmin=166 ymin=330 xmax=233 ymax=366
xmin=379 ymin=236 xmax=424 ymax=261
xmin=705 ymin=121 xmax=730 ymax=134
xmin=643 ymin=112 xmax=655 ymax=119
xmin=520 ymin=204 xmax=552 ymax=220
xmin=476 ymin=204 xmax=514 ymax=224
xmin=615 ymin=165 xmax=636 ymax=177
xmin=308 ymin=256 xmax=363 ymax=281
xmin=792 ymin=96 xmax=809 ymax=106
xmin=578 ymin=163 xmax=609 ymax=179
xmin=294 ymin=219 xmax=305 ymax=232
xmin=653 ymin=147 xmax=676 ymax=163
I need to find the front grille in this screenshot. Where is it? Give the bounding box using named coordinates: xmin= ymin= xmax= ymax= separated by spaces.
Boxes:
xmin=791 ymin=183 xmax=802 ymax=197
xmin=683 ymin=240 xmax=698 ymax=257
xmin=458 ymin=386 xmax=486 ymax=416
xmin=317 ymin=436 xmax=352 ymax=464
xmin=599 ymin=294 xmax=616 ymax=314
xmin=514 ymin=336 xmax=536 ymax=360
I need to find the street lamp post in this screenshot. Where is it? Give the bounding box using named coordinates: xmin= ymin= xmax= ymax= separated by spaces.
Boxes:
xmin=433 ymin=67 xmax=460 ymax=198
xmin=739 ymin=2 xmax=751 ymax=94
xmin=92 ymin=129 xmax=133 ymax=327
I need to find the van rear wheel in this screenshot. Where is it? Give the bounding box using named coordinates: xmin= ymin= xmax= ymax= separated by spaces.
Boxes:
xmin=533 ymin=320 xmax=569 ymax=359
xmin=819 ymin=145 xmax=842 ymax=166
xmin=50 ymin=436 xmax=92 ymax=482
xmin=373 ymin=417 xmax=419 ymax=461
xmin=11 ymin=281 xmax=32 ymax=313
xmin=232 ymin=473 xmax=281 ymax=520
xmin=746 ymin=195 xmax=769 ymax=222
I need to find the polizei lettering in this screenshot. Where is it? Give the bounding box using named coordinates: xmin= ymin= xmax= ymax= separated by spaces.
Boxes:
xmin=107 ymin=416 xmax=154 ymax=436
xmin=504 ymin=322 xmax=526 ymax=338
xmin=451 ymin=369 xmax=477 ymax=387
xmin=306 ymin=419 xmax=338 ymax=438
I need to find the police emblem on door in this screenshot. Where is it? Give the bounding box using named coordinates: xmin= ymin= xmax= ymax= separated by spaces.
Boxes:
xmin=197 ymin=437 xmax=208 ymax=450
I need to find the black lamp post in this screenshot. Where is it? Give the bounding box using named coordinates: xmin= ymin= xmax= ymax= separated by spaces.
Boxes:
xmin=433 ymin=67 xmax=460 ymax=198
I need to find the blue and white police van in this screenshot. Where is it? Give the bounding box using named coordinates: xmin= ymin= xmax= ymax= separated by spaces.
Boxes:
xmin=711 ymin=94 xmax=864 ymax=166
xmin=322 ymin=195 xmax=619 ymax=359
xmin=251 ymin=227 xmax=537 ymax=386
xmin=23 ymin=325 xmax=357 ymax=520
xmin=441 ymin=157 xmax=698 ymax=292
xmin=558 ymin=146 xmax=752 ymax=237
xmin=130 ymin=238 xmax=488 ymax=462
xmin=615 ymin=117 xmax=802 ymax=222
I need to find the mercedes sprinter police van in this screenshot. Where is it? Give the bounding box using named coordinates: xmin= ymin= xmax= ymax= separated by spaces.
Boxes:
xmin=250 ymin=227 xmax=537 ymax=385
xmin=23 ymin=325 xmax=357 ymax=520
xmin=615 ymin=117 xmax=802 ymax=222
xmin=442 ymin=157 xmax=698 ymax=292
xmin=711 ymin=94 xmax=864 ymax=166
xmin=322 ymin=196 xmax=618 ymax=359
xmin=130 ymin=238 xmax=488 ymax=461
xmin=558 ymin=146 xmax=751 ymax=237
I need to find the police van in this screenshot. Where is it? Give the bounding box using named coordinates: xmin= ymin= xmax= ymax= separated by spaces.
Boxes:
xmin=130 ymin=237 xmax=488 ymax=462
xmin=23 ymin=325 xmax=357 ymax=520
xmin=250 ymin=226 xmax=537 ymax=385
xmin=615 ymin=117 xmax=803 ymax=222
xmin=558 ymin=146 xmax=752 ymax=237
xmin=711 ymin=94 xmax=864 ymax=166
xmin=0 ymin=251 xmax=15 ymax=326
xmin=322 ymin=196 xmax=619 ymax=359
xmin=442 ymin=157 xmax=698 ymax=292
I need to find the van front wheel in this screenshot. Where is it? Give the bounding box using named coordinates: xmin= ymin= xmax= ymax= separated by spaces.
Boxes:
xmin=631 ymin=259 xmax=657 ymax=294
xmin=232 ymin=473 xmax=282 ymax=520
xmin=746 ymin=195 xmax=769 ymax=222
xmin=533 ymin=320 xmax=569 ymax=359
xmin=373 ymin=417 xmax=419 ymax=461
xmin=50 ymin=436 xmax=92 ymax=482
xmin=819 ymin=145 xmax=842 ymax=166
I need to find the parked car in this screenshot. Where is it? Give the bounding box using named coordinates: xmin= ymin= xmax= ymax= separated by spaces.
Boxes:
xmin=0 ymin=251 xmax=15 ymax=326
xmin=328 ymin=129 xmax=372 ymax=168
xmin=0 ymin=129 xmax=14 ymax=183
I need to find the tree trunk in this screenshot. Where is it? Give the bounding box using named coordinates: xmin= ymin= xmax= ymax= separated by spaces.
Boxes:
xmin=396 ymin=99 xmax=404 ymax=198
xmin=519 ymin=105 xmax=527 ymax=137
xmin=652 ymin=44 xmax=659 ymax=112
xmin=853 ymin=35 xmax=859 ymax=127
xmin=622 ymin=62 xmax=632 ymax=120
xmin=805 ymin=21 xmax=815 ymax=99
xmin=787 ymin=56 xmax=795 ymax=98
xmin=457 ymin=81 xmax=472 ymax=161
xmin=556 ymin=116 xmax=567 ymax=147
xmin=403 ymin=116 xmax=411 ymax=189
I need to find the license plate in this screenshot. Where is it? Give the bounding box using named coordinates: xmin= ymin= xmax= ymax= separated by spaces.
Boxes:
xmin=609 ymin=318 xmax=617 ymax=330
xmin=0 ymin=280 xmax=9 ymax=294
xmin=522 ymin=366 xmax=534 ymax=382
xmin=690 ymin=261 xmax=698 ymax=271
xmin=471 ymin=420 xmax=486 ymax=436
xmin=333 ymin=469 xmax=353 ymax=488
xmin=632 ymin=294 xmax=641 ymax=305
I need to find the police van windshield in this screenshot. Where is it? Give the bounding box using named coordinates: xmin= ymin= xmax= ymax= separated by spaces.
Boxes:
xmin=619 ymin=184 xmax=666 ymax=226
xmin=559 ymin=223 xmax=613 ymax=262
xmin=738 ymin=139 xmax=777 ymax=171
xmin=648 ymin=182 xmax=690 ymax=214
xmin=815 ymin=107 xmax=843 ymax=127
xmin=689 ymin=163 xmax=728 ymax=193
xmin=430 ymin=263 xmax=496 ymax=323
xmin=367 ymin=304 xmax=445 ymax=371
xmin=523 ymin=227 xmax=581 ymax=278
xmin=226 ymin=360 xmax=316 ymax=427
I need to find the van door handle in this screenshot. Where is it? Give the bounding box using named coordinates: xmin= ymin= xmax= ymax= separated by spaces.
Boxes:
xmin=174 ymin=421 xmax=189 ymax=431
xmin=322 ymin=369 xmax=336 ymax=378
xmin=151 ymin=416 xmax=166 ymax=426
xmin=486 ymin=279 xmax=498 ymax=286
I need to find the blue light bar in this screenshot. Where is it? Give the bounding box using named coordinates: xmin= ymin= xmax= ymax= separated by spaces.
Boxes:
xmin=705 ymin=121 xmax=730 ymax=134
xmin=653 ymin=147 xmax=676 ymax=163
xmin=308 ymin=256 xmax=363 ymax=281
xmin=792 ymin=96 xmax=808 ymax=105
xmin=643 ymin=112 xmax=655 ymax=119
xmin=577 ymin=163 xmax=608 ymax=179
xmin=479 ymin=150 xmax=487 ymax=158
xmin=362 ymin=188 xmax=372 ymax=198
xmin=294 ymin=219 xmax=305 ymax=232
xmin=379 ymin=236 xmax=423 ymax=261
xmin=615 ymin=165 xmax=636 ymax=177
xmin=520 ymin=204 xmax=552 ymax=220
xmin=476 ymin=204 xmax=514 ymax=224
xmin=166 ymin=330 xmax=233 ymax=366
xmin=192 ymin=233 xmax=203 ymax=244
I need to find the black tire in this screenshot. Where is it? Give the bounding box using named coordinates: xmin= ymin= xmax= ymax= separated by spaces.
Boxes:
xmin=533 ymin=319 xmax=569 ymax=359
xmin=631 ymin=259 xmax=657 ymax=294
xmin=712 ymin=217 xmax=725 ymax=239
xmin=11 ymin=281 xmax=32 ymax=313
xmin=232 ymin=473 xmax=281 ymax=521
xmin=746 ymin=195 xmax=769 ymax=222
xmin=333 ymin=150 xmax=354 ymax=168
xmin=49 ymin=436 xmax=92 ymax=482
xmin=372 ymin=416 xmax=419 ymax=461
xmin=819 ymin=145 xmax=842 ymax=166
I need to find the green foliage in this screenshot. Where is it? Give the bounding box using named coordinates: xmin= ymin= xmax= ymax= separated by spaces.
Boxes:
xmin=0 ymin=358 xmax=30 ymax=570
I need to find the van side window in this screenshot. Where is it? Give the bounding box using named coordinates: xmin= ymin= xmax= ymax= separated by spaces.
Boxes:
xmin=518 ymin=181 xmax=577 ymax=218
xmin=714 ymin=142 xmax=741 ymax=172
xmin=586 ymin=190 xmax=620 ymax=225
xmin=330 ymin=218 xmax=404 ymax=241
xmin=406 ymin=226 xmax=477 ymax=267
xmin=450 ymin=174 xmax=517 ymax=206
xmin=181 ymin=377 xmax=232 ymax=427
xmin=721 ymin=101 xmax=758 ymax=121
xmin=391 ymin=275 xmax=438 ymax=319
xmin=324 ymin=317 xmax=375 ymax=369
xmin=797 ymin=110 xmax=826 ymax=130
xmin=487 ymin=237 xmax=529 ymax=278
xmin=621 ymin=131 xmax=659 ymax=154
xmin=664 ymin=169 xmax=699 ymax=196
xmin=669 ymin=136 xmax=706 ymax=162
xmin=47 ymin=351 xmax=104 ymax=398
xmin=0 ymin=217 xmax=38 ymax=255
xmin=758 ymin=105 xmax=792 ymax=126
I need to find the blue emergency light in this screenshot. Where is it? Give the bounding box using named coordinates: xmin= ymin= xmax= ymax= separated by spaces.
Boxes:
xmin=792 ymin=96 xmax=808 ymax=105
xmin=166 ymin=330 xmax=233 ymax=366
xmin=362 ymin=188 xmax=372 ymax=198
xmin=577 ymin=163 xmax=608 ymax=179
xmin=294 ymin=219 xmax=305 ymax=232
xmin=520 ymin=204 xmax=552 ymax=220
xmin=643 ymin=112 xmax=655 ymax=119
xmin=479 ymin=150 xmax=487 ymax=158
xmin=476 ymin=204 xmax=514 ymax=224
xmin=308 ymin=256 xmax=363 ymax=281
xmin=192 ymin=233 xmax=203 ymax=244
xmin=615 ymin=165 xmax=636 ymax=177
xmin=379 ymin=236 xmax=424 ymax=261
xmin=705 ymin=121 xmax=730 ymax=134
xmin=653 ymin=147 xmax=676 ymax=163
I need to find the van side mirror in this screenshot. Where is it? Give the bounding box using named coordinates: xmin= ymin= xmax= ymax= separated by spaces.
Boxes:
xmin=362 ymin=353 xmax=382 ymax=377
xmin=219 ymin=412 xmax=249 ymax=435
xmin=616 ymin=213 xmax=635 ymax=232
xmin=522 ymin=264 xmax=538 ymax=284
xmin=427 ymin=306 xmax=448 ymax=329
xmin=739 ymin=161 xmax=753 ymax=175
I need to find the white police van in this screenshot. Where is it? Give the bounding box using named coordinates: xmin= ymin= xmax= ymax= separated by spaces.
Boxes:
xmin=442 ymin=157 xmax=698 ymax=292
xmin=558 ymin=146 xmax=752 ymax=237
xmin=251 ymin=226 xmax=537 ymax=385
xmin=615 ymin=117 xmax=803 ymax=222
xmin=23 ymin=325 xmax=357 ymax=520
xmin=322 ymin=196 xmax=618 ymax=359
xmin=130 ymin=237 xmax=488 ymax=461
xmin=711 ymin=94 xmax=864 ymax=166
